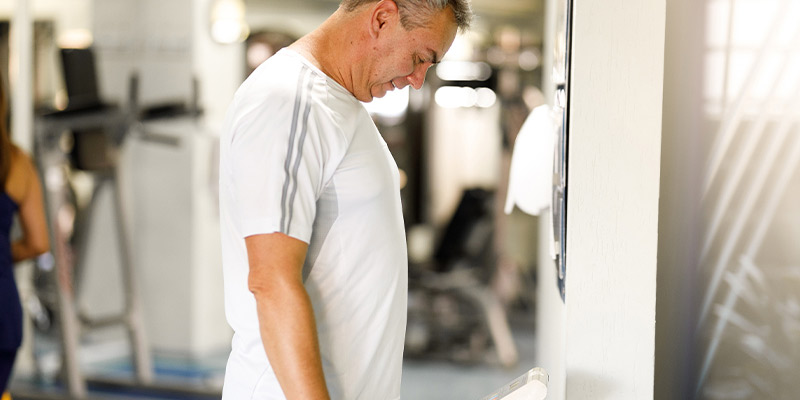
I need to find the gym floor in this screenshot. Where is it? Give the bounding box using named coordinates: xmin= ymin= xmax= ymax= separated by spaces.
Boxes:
xmin=9 ymin=315 xmax=536 ymax=400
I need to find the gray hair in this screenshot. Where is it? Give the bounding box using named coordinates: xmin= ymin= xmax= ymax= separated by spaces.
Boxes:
xmin=341 ymin=0 xmax=473 ymax=31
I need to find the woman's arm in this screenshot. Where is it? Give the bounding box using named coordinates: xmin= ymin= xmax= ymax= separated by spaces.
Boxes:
xmin=11 ymin=152 xmax=49 ymax=262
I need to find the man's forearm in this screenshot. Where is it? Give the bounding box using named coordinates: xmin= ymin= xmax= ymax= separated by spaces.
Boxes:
xmin=253 ymin=280 xmax=330 ymax=400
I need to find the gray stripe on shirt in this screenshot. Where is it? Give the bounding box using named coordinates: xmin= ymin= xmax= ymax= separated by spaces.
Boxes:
xmin=286 ymin=70 xmax=316 ymax=232
xmin=280 ymin=66 xmax=310 ymax=233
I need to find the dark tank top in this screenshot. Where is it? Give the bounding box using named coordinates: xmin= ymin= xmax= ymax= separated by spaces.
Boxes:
xmin=0 ymin=190 xmax=23 ymax=350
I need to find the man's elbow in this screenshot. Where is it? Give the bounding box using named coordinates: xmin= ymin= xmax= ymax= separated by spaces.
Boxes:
xmin=248 ymin=279 xmax=267 ymax=297
xmin=248 ymin=273 xmax=301 ymax=304
xmin=248 ymin=273 xmax=279 ymax=300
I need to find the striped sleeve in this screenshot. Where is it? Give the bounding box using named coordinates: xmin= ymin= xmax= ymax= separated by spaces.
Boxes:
xmin=229 ymin=65 xmax=327 ymax=243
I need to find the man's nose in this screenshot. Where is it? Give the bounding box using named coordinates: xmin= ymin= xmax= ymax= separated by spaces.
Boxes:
xmin=406 ymin=65 xmax=428 ymax=90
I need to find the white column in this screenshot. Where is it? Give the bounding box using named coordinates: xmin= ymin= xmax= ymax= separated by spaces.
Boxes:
xmin=655 ymin=0 xmax=705 ymax=398
xmin=10 ymin=0 xmax=33 ymax=152
xmin=564 ymin=0 xmax=665 ymax=399
xmin=8 ymin=0 xmax=36 ymax=379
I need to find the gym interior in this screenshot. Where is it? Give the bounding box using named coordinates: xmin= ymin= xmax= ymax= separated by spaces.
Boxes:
xmin=2 ymin=0 xmax=800 ymax=399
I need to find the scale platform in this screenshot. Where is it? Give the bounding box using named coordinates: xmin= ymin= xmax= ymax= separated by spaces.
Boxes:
xmin=480 ymin=367 xmax=548 ymax=400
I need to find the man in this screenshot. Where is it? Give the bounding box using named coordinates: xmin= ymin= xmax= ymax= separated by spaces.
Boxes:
xmin=219 ymin=0 xmax=472 ymax=398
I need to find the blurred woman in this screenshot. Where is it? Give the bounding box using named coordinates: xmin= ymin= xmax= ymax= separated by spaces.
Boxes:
xmin=1 ymin=73 xmax=50 ymax=397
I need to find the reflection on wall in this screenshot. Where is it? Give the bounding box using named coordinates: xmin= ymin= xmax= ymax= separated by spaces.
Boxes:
xmin=696 ymin=0 xmax=800 ymax=398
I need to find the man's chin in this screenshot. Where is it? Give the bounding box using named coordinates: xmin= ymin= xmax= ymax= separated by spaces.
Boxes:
xmin=367 ymin=90 xmax=388 ymax=102
xmin=369 ymin=83 xmax=397 ymax=101
xmin=356 ymin=91 xmax=376 ymax=103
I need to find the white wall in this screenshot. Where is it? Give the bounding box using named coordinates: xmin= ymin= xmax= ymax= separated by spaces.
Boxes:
xmin=192 ymin=0 xmax=244 ymax=130
xmin=93 ymin=0 xmax=243 ymax=125
xmin=562 ymin=0 xmax=665 ymax=398
xmin=244 ymin=2 xmax=332 ymax=40
xmin=93 ymin=0 xmax=194 ymax=107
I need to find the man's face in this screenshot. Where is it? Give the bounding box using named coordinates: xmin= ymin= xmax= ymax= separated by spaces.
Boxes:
xmin=361 ymin=8 xmax=458 ymax=102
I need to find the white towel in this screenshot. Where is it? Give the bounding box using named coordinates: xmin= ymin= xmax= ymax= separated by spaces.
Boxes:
xmin=504 ymin=104 xmax=556 ymax=216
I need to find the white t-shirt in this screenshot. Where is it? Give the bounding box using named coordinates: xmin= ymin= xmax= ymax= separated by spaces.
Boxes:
xmin=219 ymin=48 xmax=408 ymax=400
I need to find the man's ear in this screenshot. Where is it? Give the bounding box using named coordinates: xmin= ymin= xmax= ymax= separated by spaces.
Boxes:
xmin=369 ymin=0 xmax=399 ymax=39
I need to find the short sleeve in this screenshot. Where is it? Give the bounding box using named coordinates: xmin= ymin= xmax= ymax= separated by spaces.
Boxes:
xmin=228 ymin=69 xmax=338 ymax=243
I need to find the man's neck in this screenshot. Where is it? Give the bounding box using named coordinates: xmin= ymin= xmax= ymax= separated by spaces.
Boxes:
xmin=289 ymin=9 xmax=365 ymax=97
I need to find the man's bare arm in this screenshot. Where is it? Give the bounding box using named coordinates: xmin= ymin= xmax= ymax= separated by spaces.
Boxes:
xmin=245 ymin=232 xmax=330 ymax=400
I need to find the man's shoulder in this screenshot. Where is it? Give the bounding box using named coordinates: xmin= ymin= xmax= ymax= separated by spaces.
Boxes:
xmin=241 ymin=52 xmax=307 ymax=97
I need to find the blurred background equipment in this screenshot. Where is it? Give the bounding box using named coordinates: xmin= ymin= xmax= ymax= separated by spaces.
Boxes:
xmin=27 ymin=42 xmax=225 ymax=399
xmin=407 ymin=188 xmax=518 ymax=367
